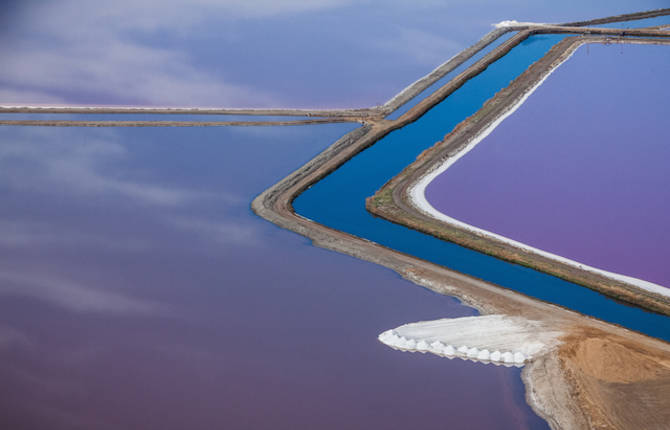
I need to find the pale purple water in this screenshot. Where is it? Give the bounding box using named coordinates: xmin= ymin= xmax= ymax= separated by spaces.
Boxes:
xmin=0 ymin=124 xmax=548 ymax=429
xmin=426 ymin=43 xmax=670 ymax=288
xmin=0 ymin=1 xmax=666 ymax=107
xmin=3 ymin=4 xmax=664 ymax=428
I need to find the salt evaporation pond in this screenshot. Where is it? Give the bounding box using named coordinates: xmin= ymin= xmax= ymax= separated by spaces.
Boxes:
xmin=293 ymin=34 xmax=670 ymax=341
xmin=0 ymin=124 xmax=548 ymax=429
xmin=425 ymin=43 xmax=670 ymax=289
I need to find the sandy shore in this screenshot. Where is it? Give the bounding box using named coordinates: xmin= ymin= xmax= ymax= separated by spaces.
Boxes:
xmin=253 ymin=18 xmax=670 ymax=429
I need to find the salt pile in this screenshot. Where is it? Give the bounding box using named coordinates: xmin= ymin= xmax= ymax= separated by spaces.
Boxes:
xmin=377 ymin=315 xmax=563 ymax=367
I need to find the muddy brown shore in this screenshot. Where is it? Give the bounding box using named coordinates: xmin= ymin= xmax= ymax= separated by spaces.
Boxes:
xmin=252 ymin=17 xmax=670 ymax=430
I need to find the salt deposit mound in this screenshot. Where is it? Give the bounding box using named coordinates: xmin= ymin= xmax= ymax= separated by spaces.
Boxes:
xmin=378 ymin=314 xmax=563 ymax=366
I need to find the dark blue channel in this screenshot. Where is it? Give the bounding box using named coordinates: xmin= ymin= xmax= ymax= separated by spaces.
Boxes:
xmin=294 ymin=34 xmax=670 ymax=342
xmin=385 ymin=31 xmax=516 ymax=120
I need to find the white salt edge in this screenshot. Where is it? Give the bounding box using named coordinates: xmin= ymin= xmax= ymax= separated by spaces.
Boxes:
xmin=493 ymin=20 xmax=548 ymax=28
xmin=477 ymin=349 xmax=490 ymax=360
xmin=407 ymin=43 xmax=670 ymax=300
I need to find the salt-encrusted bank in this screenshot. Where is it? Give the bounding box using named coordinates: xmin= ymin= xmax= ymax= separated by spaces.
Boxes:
xmin=406 ymin=39 xmax=670 ymax=301
xmin=378 ymin=315 xmax=563 ymax=367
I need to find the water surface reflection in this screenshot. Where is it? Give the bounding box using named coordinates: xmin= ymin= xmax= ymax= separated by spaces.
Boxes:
xmin=426 ymin=43 xmax=670 ymax=288
xmin=0 ymin=125 xmax=547 ymax=429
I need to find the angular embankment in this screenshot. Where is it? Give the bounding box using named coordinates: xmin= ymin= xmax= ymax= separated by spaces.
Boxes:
xmin=367 ymin=35 xmax=670 ymax=316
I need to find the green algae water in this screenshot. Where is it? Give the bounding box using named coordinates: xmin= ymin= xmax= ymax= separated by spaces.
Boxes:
xmin=294 ymin=34 xmax=670 ymax=342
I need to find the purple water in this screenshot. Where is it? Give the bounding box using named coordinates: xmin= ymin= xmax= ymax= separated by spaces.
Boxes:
xmin=0 ymin=1 xmax=665 ymax=107
xmin=426 ymin=43 xmax=670 ymax=288
xmin=0 ymin=125 xmax=548 ymax=429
